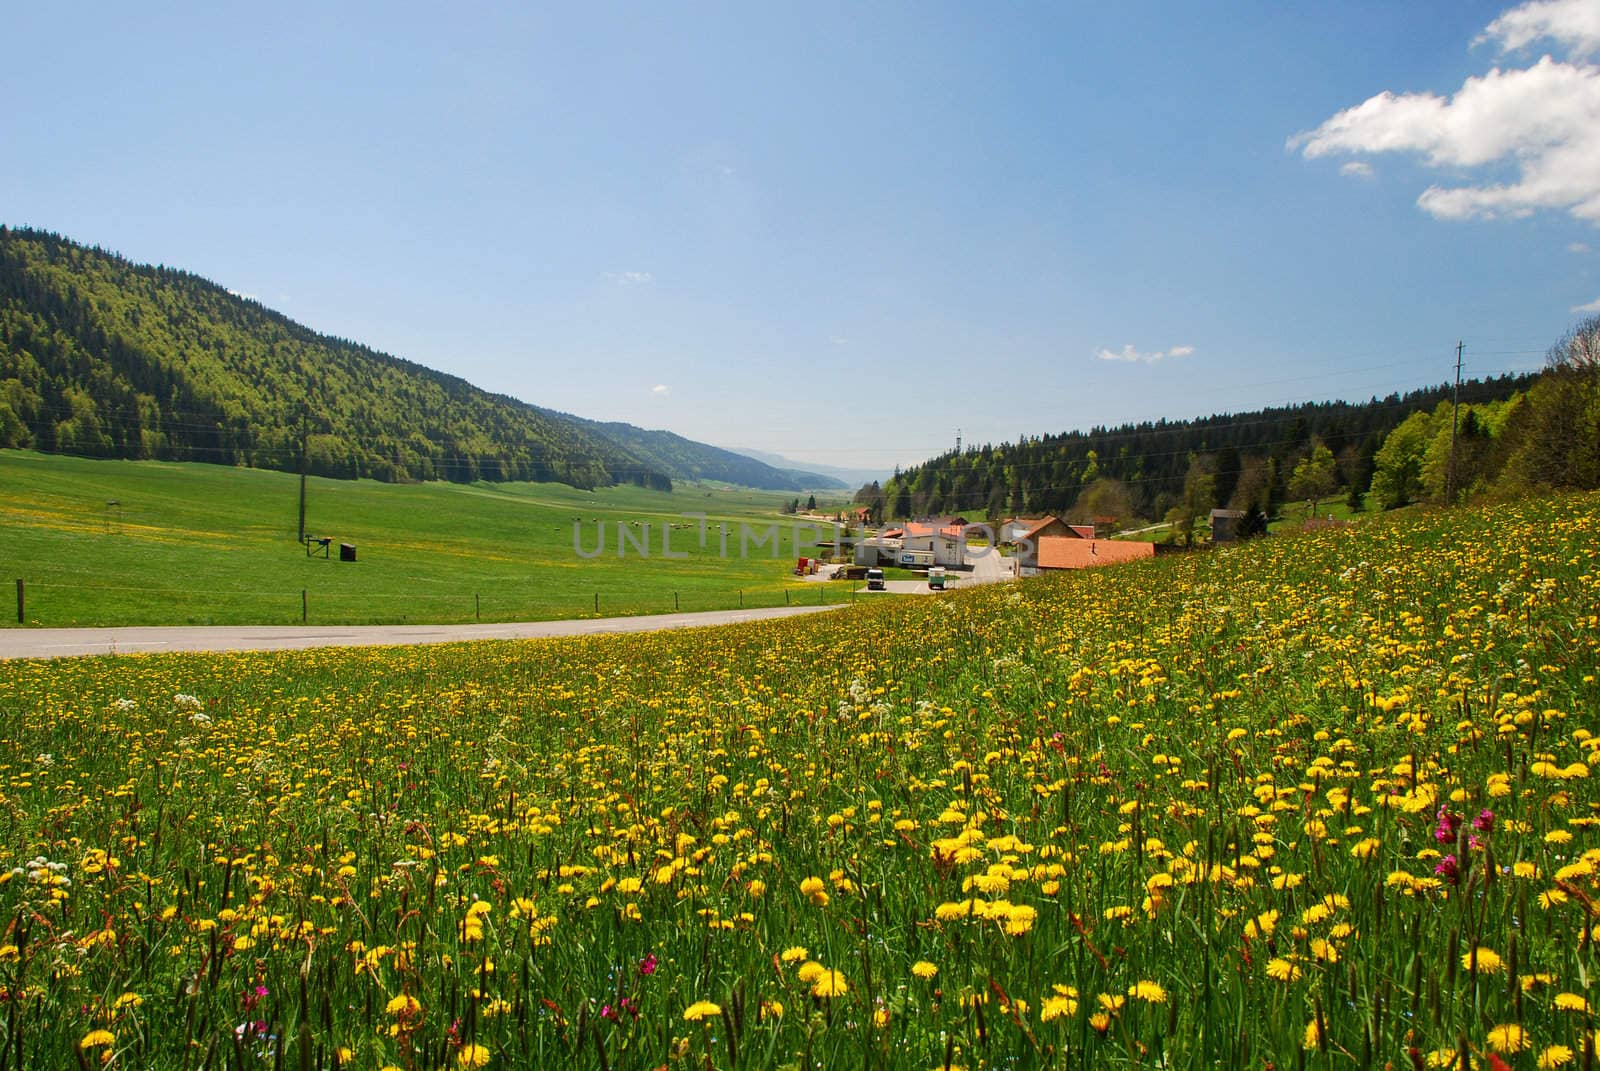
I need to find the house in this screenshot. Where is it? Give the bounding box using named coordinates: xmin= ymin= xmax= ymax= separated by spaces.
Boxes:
xmin=854 ymin=536 xmax=902 ymax=566
xmin=1000 ymin=517 xmax=1044 ymax=543
xmin=1011 ymin=516 xmax=1098 ymax=575
xmin=901 ymin=521 xmax=967 ymax=568
xmin=1210 ymin=508 xmax=1246 ymax=544
xmin=1034 ymin=535 xmax=1155 ymax=572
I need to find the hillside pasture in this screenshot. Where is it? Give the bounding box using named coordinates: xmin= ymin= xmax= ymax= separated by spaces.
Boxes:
xmin=0 ymin=451 xmax=844 ymax=626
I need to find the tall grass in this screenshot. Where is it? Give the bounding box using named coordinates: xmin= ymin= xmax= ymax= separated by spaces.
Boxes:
xmin=0 ymin=493 xmax=1595 ymax=1068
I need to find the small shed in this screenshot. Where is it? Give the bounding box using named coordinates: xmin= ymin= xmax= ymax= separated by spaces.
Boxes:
xmin=1210 ymin=509 xmax=1246 ymax=544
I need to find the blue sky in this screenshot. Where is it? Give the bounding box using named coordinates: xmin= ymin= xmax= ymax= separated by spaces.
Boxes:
xmin=4 ymin=1 xmax=1597 ymax=476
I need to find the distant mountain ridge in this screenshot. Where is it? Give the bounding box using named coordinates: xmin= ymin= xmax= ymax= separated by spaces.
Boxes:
xmin=556 ymin=417 xmax=847 ymax=490
xmin=732 ymin=447 xmax=885 ymax=489
xmin=0 ymin=226 xmax=826 ymax=492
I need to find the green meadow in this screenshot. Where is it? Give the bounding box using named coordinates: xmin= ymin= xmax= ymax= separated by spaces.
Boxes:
xmin=0 ymin=451 xmax=850 ymax=626
xmin=0 ymin=492 xmax=1594 ymax=1068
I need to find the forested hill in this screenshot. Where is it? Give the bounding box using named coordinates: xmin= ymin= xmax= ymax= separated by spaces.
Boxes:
xmin=880 ymin=373 xmax=1534 ymax=521
xmin=0 ymin=227 xmax=831 ymax=491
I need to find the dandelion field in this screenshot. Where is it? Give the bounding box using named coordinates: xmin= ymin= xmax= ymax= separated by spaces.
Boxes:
xmin=1 ymin=494 xmax=1597 ymax=1069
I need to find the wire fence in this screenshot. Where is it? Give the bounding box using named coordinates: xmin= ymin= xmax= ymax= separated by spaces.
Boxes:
xmin=7 ymin=575 xmax=860 ymax=627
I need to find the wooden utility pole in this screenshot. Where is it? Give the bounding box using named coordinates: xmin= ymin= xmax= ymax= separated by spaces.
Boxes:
xmin=297 ymin=409 xmax=308 ymax=543
xmin=1446 ymin=340 xmax=1463 ymax=503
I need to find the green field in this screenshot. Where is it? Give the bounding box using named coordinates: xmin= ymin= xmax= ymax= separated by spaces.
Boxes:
xmin=0 ymin=451 xmax=853 ymax=626
xmin=0 ymin=491 xmax=1594 ymax=1068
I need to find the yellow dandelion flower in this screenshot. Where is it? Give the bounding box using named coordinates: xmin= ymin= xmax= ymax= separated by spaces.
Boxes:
xmin=1128 ymin=981 xmax=1166 ymax=1004
xmin=1350 ymin=838 xmax=1381 ymax=859
xmin=1487 ymin=1024 xmax=1529 ymax=1054
xmin=1539 ymin=1045 xmax=1574 ymax=1069
xmin=796 ymin=961 xmax=826 ymax=983
xmin=682 ymin=1000 xmax=722 ymax=1022
xmin=455 ymin=1044 xmax=491 ymax=1069
xmin=1554 ymin=992 xmax=1590 ymax=1013
xmin=1041 ymin=993 xmax=1079 ymax=1020
xmin=811 ymin=970 xmax=849 ymax=998
xmin=1088 ymin=1011 xmax=1112 ymax=1033
xmin=1462 ymin=947 xmax=1504 ymax=973
xmin=937 ymin=900 xmax=976 ymax=921
xmin=780 ymin=945 xmax=809 ymax=963
xmin=911 ymin=961 xmax=938 ymax=979
xmin=799 ymin=876 xmax=829 ymax=906
xmin=1266 ymin=958 xmax=1302 ymax=982
xmin=80 ymin=1029 xmax=115 ymax=1050
xmin=386 ymin=994 xmax=421 ymax=1017
xmin=1303 ymin=1019 xmax=1321 ymax=1051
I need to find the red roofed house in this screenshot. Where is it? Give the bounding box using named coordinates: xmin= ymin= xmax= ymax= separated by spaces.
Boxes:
xmin=1012 ymin=516 xmax=1098 ymax=575
xmin=1034 ymin=535 xmax=1156 ymax=572
xmin=901 ymin=521 xmax=967 ymax=567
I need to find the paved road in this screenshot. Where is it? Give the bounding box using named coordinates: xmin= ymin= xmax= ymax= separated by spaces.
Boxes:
xmin=815 ymin=544 xmax=1017 ymax=595
xmin=0 ymin=604 xmax=843 ymax=661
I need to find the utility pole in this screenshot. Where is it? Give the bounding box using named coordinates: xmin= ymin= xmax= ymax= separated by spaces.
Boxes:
xmin=1446 ymin=340 xmax=1463 ymax=504
xmin=297 ymin=408 xmax=308 ymax=543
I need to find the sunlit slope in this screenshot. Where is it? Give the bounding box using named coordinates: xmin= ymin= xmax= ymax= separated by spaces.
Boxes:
xmin=0 ymin=451 xmax=833 ymax=625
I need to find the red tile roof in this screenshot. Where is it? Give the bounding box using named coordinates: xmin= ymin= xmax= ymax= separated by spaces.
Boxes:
xmin=1035 ymin=536 xmax=1155 ymax=570
xmin=903 ymin=522 xmax=965 ymax=539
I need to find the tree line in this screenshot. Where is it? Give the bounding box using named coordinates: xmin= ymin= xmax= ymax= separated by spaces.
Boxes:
xmin=851 ymin=345 xmax=1586 ymax=532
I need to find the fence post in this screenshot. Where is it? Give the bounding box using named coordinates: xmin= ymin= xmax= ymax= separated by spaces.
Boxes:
xmin=15 ymin=579 xmax=22 ymax=624
xmin=820 ymin=584 xmax=824 ymax=605
xmin=785 ymin=589 xmax=790 ymax=606
xmin=674 ymin=592 xmax=679 ymax=612
xmin=738 ymin=590 xmax=743 ymax=608
xmin=301 ymin=589 xmax=307 ymax=624
xmin=475 ymin=593 xmax=480 ymax=621
xmin=594 ymin=592 xmax=599 ymax=615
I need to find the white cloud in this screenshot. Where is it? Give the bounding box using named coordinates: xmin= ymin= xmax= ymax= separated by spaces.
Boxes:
xmin=1095 ymin=343 xmax=1195 ymax=364
xmin=1572 ymin=241 xmax=1593 ymax=252
xmin=651 ymin=383 xmax=670 ymax=395
xmin=1573 ymin=295 xmax=1600 ymax=313
xmin=607 ymin=271 xmax=654 ymax=285
xmin=1290 ymin=2 xmax=1600 ymax=225
xmin=226 ymin=288 xmax=259 ymax=302
xmin=829 ymin=335 xmax=849 ymax=346
xmin=1478 ymin=0 xmax=1600 ymax=56
xmin=1340 ymin=161 xmax=1375 ymax=178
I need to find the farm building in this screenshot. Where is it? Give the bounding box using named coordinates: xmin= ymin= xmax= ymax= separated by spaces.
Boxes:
xmin=1011 ymin=516 xmax=1098 ymax=575
xmin=1033 ymin=535 xmax=1155 ymax=572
